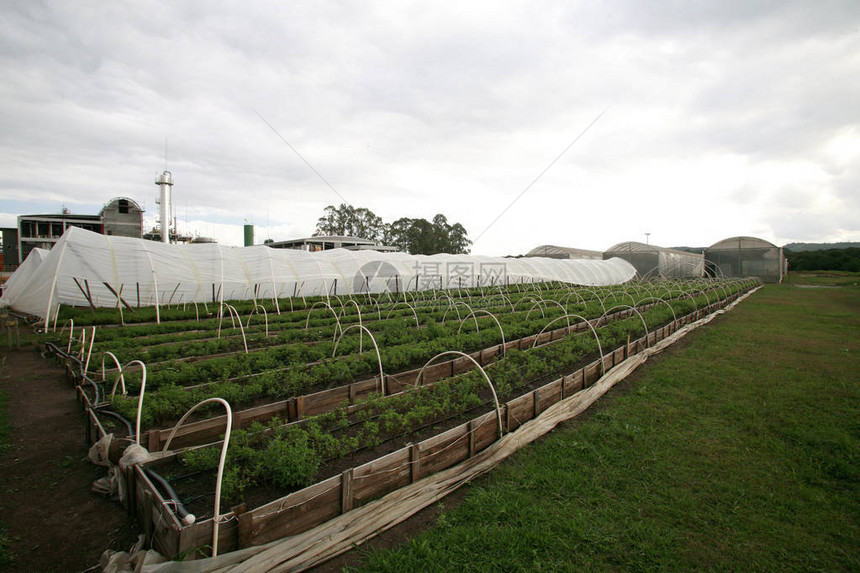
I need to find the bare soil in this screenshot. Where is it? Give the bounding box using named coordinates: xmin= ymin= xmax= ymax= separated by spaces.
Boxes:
xmin=0 ymin=346 xmax=140 ymax=572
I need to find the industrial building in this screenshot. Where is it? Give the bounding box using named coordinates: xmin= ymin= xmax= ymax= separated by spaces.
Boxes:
xmin=9 ymin=197 xmax=144 ymax=266
xmin=141 ymin=170 xmax=193 ymax=243
xmin=1 ymin=228 xmax=18 ymax=271
xmin=4 ymin=171 xmax=211 ymax=267
xmin=266 ymin=235 xmax=398 ymax=252
xmin=705 ymin=236 xmax=786 ymax=283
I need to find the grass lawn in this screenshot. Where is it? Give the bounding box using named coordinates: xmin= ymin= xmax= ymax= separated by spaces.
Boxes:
xmin=352 ymin=282 xmax=859 ymax=572
xmin=786 ymin=270 xmax=860 ymax=287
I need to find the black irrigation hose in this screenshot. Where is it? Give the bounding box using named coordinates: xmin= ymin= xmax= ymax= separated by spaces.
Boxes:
xmin=46 ymin=340 xmax=198 ymax=524
xmin=83 ymin=376 xmax=101 ymax=405
xmin=94 ymin=408 xmax=135 ymax=438
xmin=45 ymin=341 xmax=102 ymax=404
xmin=44 ymin=340 xmax=64 ymax=356
xmin=145 ymin=468 xmax=195 ymax=524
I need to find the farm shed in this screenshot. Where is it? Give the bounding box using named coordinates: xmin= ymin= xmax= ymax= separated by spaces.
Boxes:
xmin=0 ymin=226 xmax=637 ymax=320
xmin=602 ymin=241 xmax=704 ymax=279
xmin=705 ymin=236 xmax=786 ymax=283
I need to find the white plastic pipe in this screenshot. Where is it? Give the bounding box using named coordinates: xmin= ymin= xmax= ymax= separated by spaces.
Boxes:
xmin=162 ymin=397 xmax=232 ymax=557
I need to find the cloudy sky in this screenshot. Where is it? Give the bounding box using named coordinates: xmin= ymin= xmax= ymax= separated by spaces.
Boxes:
xmin=1 ymin=1 xmax=858 ymax=254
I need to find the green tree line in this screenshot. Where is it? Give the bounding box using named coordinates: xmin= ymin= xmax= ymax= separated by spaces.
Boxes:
xmin=314 ymin=204 xmax=471 ymax=255
xmin=786 ymin=247 xmax=860 ymax=272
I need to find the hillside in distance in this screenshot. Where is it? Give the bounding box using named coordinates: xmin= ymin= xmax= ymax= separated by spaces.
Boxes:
xmin=783 ymin=242 xmax=860 ymax=252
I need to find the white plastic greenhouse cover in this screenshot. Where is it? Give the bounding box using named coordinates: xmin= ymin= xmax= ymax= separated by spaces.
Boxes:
xmin=0 ymin=227 xmax=636 ymax=320
xmin=1 ymin=247 xmax=48 ymax=299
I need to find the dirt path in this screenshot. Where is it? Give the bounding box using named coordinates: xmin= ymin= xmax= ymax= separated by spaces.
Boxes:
xmin=0 ymin=347 xmax=139 ymax=572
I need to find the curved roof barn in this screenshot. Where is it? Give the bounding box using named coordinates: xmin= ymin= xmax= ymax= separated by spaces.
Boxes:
xmin=705 ymin=236 xmax=785 ymax=283
xmin=603 ymin=241 xmax=704 ymax=279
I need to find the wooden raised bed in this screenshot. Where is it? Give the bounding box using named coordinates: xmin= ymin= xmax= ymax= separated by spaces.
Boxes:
xmin=130 ymin=313 xmax=703 ymax=558
xmin=43 ymin=282 xmax=756 ymax=567
xmin=134 ymin=301 xmax=675 ymax=452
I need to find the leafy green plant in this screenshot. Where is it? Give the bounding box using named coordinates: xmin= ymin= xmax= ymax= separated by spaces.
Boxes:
xmin=262 ymin=429 xmax=320 ymax=489
xmin=90 ymin=282 xmax=748 ymax=435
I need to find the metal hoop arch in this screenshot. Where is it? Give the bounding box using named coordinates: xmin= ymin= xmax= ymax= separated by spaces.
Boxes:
xmin=246 ymin=303 xmax=269 ymax=338
xmin=218 ymin=303 xmax=248 ymax=353
xmin=332 ymin=324 xmax=386 ymax=396
xmin=442 ymin=300 xmax=476 ymax=327
xmin=304 ymin=301 xmax=344 ymax=343
xmin=601 ymin=304 xmax=651 ymax=348
xmin=385 ymin=301 xmax=420 ymax=328
xmin=109 ymin=360 xmax=147 ymax=446
xmin=636 ymin=296 xmax=678 ymax=328
xmin=101 ymin=351 xmax=125 ymax=397
xmin=456 ymin=310 xmax=506 ymax=357
xmin=532 ymin=313 xmax=605 ymax=376
xmin=415 ymin=351 xmax=503 ymax=438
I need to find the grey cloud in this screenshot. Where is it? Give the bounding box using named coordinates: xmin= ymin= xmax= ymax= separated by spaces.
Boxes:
xmin=584 ymin=0 xmax=860 ymax=40
xmin=1 ymin=1 xmax=858 ymax=252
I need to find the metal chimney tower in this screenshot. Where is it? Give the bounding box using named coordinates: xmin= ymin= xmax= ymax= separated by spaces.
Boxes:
xmin=155 ymin=170 xmax=173 ymax=243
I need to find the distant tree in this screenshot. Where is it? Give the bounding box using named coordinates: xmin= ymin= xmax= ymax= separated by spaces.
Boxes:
xmin=314 ymin=204 xmax=351 ymax=236
xmin=384 ymin=214 xmax=472 ymax=255
xmin=353 ymin=207 xmax=385 ymax=242
xmin=314 ymin=205 xmax=471 ymax=254
xmin=406 ymin=218 xmax=439 ymax=255
xmin=785 ymin=247 xmax=860 ymax=272
xmin=384 ymin=217 xmax=415 ymax=252
xmin=431 ymin=214 xmax=451 ymax=253
xmin=449 ymin=222 xmax=471 ymax=254
xmin=314 ymin=204 xmax=386 ymax=240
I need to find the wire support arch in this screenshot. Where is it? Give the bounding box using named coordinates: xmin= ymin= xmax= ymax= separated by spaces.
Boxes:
xmin=415 ymin=351 xmax=503 ymax=439
xmin=162 ymin=397 xmax=233 ymax=557
xmin=456 ymin=310 xmax=506 ymax=357
xmin=332 ymin=324 xmax=386 ymax=396
xmin=601 ymin=304 xmax=651 ymax=348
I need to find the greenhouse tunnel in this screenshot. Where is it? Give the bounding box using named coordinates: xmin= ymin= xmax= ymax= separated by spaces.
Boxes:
xmin=0 ymin=227 xmax=639 ymax=320
xmin=602 ymin=241 xmax=704 ymax=279
xmin=704 ymin=236 xmax=786 ymax=283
